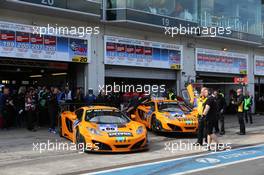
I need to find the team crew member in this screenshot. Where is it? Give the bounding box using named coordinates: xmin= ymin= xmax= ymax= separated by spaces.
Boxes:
xmin=244 ymin=92 xmax=253 ymax=124
xmin=194 ymin=87 xmax=208 ymax=146
xmin=167 ymin=89 xmax=176 ymax=100
xmin=203 ymin=89 xmax=218 ymax=150
xmin=232 ymin=89 xmax=246 ymax=135
xmin=214 ymin=90 xmax=226 ymax=135
xmin=126 ymin=93 xmax=150 ymax=116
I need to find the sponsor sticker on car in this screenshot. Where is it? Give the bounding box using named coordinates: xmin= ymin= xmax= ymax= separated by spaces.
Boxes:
xmin=108 ymin=132 xmax=133 ymax=137
xmin=185 ymin=120 xmax=192 ymax=125
xmin=116 ymin=137 xmax=126 ymax=142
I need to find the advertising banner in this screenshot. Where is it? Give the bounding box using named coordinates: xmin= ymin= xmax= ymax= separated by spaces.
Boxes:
xmin=0 ymin=21 xmax=90 ymax=63
xmin=104 ymin=35 xmax=183 ymax=70
xmin=196 ymin=48 xmax=248 ymax=75
xmin=255 ymin=55 xmax=264 ymax=76
xmin=234 ymin=77 xmax=248 ymax=84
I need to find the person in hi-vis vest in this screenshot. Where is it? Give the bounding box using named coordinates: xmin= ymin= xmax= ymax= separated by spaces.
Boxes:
xmin=193 ymin=87 xmax=208 ymax=146
xmin=244 ymin=92 xmax=253 ymax=124
xmin=232 ymin=89 xmax=246 ymax=135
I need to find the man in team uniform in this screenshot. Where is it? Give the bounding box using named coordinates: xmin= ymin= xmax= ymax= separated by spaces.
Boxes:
xmin=203 ymin=89 xmax=219 ymax=150
xmin=194 ymin=87 xmax=208 ymax=146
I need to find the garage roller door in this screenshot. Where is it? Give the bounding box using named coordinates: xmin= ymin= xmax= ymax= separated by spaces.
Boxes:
xmin=105 ymin=66 xmax=177 ymax=80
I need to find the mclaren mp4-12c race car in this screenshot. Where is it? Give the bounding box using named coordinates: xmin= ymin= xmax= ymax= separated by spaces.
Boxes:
xmin=58 ymin=106 xmax=148 ymax=152
xmin=132 ymin=100 xmax=198 ymax=133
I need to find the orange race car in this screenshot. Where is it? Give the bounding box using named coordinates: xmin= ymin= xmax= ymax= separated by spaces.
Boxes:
xmin=58 ymin=106 xmax=148 ymax=152
xmin=132 ymin=99 xmax=198 ymax=133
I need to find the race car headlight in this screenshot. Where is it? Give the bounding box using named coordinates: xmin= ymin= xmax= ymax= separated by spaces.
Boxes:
xmin=87 ymin=127 xmax=102 ymax=136
xmin=136 ymin=126 xmax=144 ymax=135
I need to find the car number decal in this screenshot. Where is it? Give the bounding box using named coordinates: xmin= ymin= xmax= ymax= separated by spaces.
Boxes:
xmin=99 ymin=124 xmax=118 ymax=132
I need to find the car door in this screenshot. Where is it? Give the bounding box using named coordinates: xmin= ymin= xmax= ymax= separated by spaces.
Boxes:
xmin=137 ymin=102 xmax=155 ymax=128
xmin=64 ymin=108 xmax=83 ymax=141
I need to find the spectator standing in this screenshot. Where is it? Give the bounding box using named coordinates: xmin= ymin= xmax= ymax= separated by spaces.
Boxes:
xmin=109 ymin=89 xmax=121 ymax=108
xmin=232 ymin=89 xmax=246 ymax=135
xmin=214 ymin=90 xmax=227 ymax=135
xmin=25 ymin=89 xmax=37 ymax=132
xmin=14 ymin=86 xmax=26 ymax=128
xmin=84 ymin=89 xmax=96 ymax=106
xmin=56 ymin=88 xmax=64 ymax=104
xmin=38 ymin=87 xmax=49 ymax=126
xmin=64 ymin=85 xmax=72 ymax=102
xmin=47 ymin=87 xmax=59 ymax=134
xmin=73 ymin=87 xmax=84 ymax=109
xmin=1 ymin=87 xmax=14 ymax=130
xmin=63 ymin=85 xmax=73 ymax=111
xmin=96 ymin=90 xmax=106 ymax=105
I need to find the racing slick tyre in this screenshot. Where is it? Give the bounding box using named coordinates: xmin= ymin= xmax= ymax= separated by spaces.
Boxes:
xmin=58 ymin=116 xmax=62 ymax=137
xmin=151 ymin=115 xmax=161 ymax=132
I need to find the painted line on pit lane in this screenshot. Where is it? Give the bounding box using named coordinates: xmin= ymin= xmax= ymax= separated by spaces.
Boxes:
xmin=169 ymin=155 xmax=264 ymax=175
xmin=85 ymin=144 xmax=264 ymax=175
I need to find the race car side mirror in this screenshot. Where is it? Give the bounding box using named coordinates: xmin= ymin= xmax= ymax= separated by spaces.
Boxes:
xmin=131 ymin=114 xmax=136 ymax=120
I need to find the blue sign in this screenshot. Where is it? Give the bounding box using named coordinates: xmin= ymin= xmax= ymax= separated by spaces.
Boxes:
xmin=89 ymin=144 xmax=264 ymax=175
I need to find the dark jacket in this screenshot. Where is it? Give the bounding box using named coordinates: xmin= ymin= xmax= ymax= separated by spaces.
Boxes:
xmin=234 ymin=94 xmax=244 ymax=113
xmin=216 ymin=94 xmax=226 ymax=113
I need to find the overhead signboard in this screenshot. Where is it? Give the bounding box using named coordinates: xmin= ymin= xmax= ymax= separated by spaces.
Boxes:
xmin=104 ymin=35 xmax=183 ymax=70
xmin=196 ymin=48 xmax=248 ymax=75
xmin=0 ymin=21 xmax=90 ymax=63
xmin=254 ymin=55 xmax=264 ymax=76
xmin=17 ymin=0 xmax=100 ymax=15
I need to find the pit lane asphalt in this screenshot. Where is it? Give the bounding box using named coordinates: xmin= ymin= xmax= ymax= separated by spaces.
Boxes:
xmin=81 ymin=144 xmax=264 ymax=175
xmin=0 ymin=115 xmax=264 ymax=175
xmin=186 ymin=158 xmax=264 ymax=175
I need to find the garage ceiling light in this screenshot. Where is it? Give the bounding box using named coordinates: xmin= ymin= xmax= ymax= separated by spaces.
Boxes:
xmin=52 ymin=73 xmax=67 ymax=76
xmin=29 ymin=75 xmax=42 ymax=78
